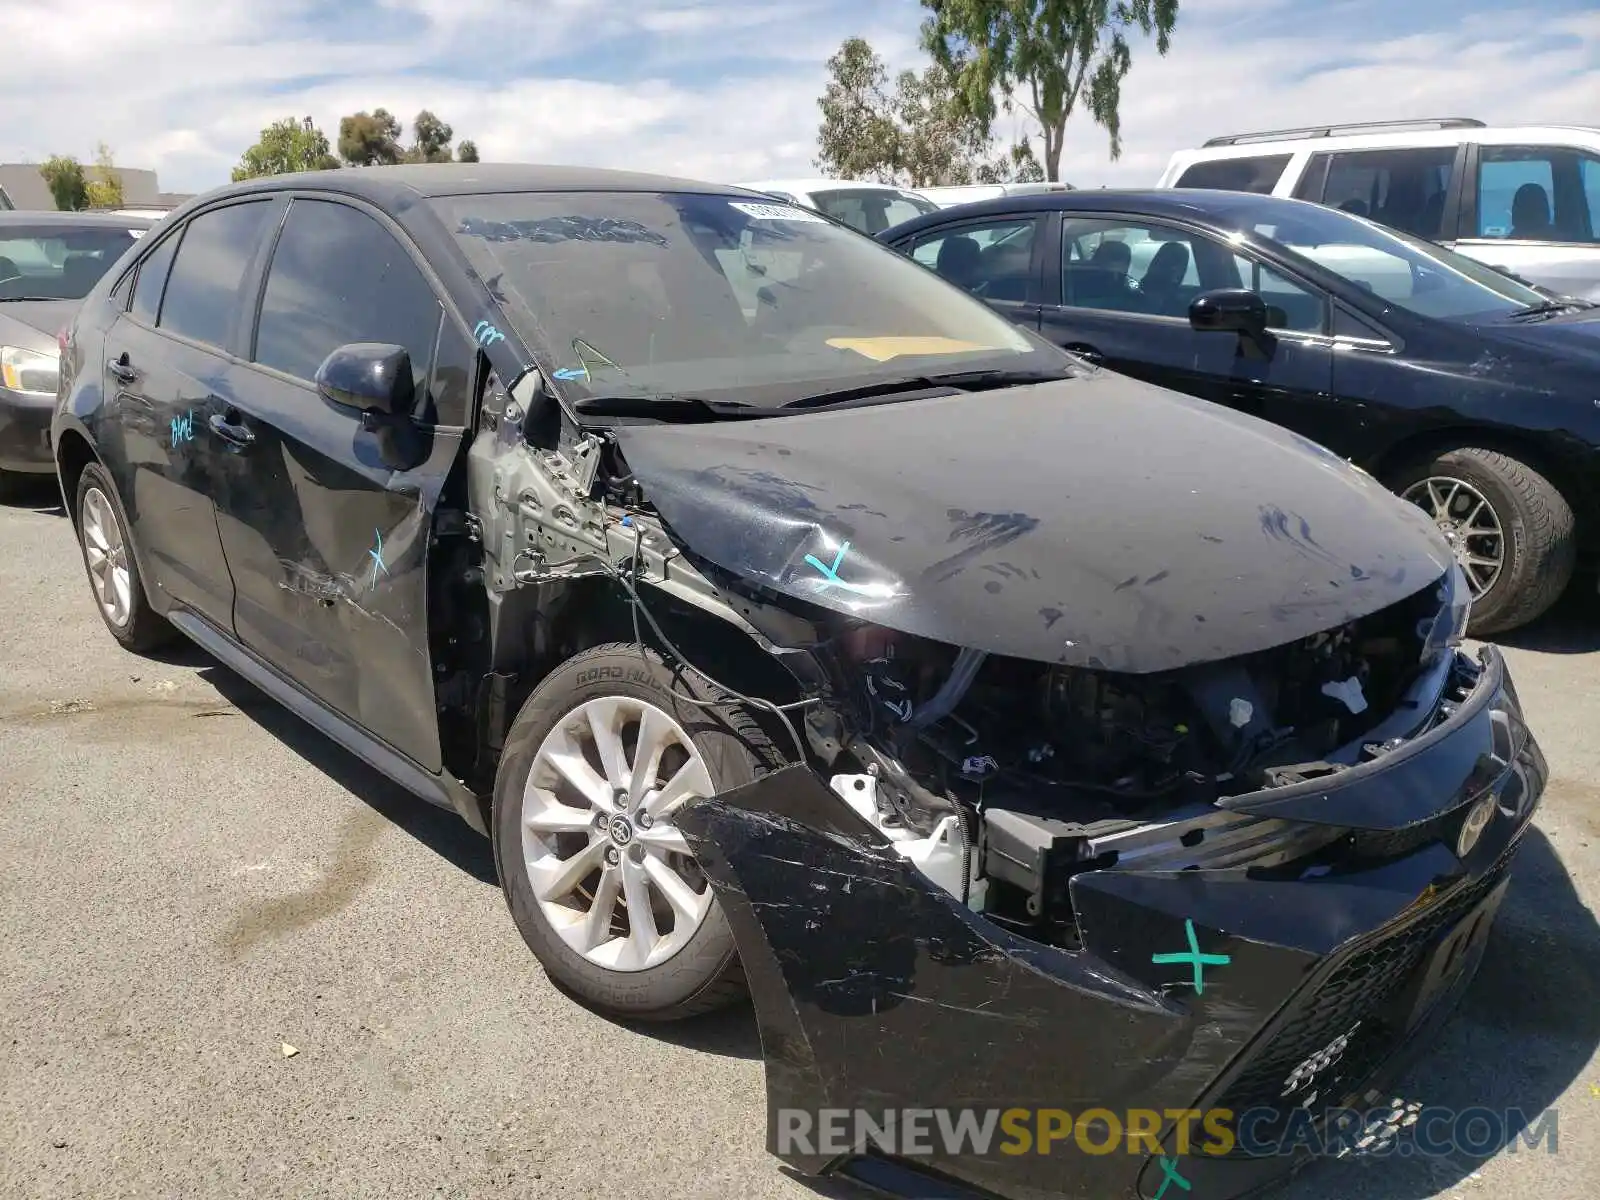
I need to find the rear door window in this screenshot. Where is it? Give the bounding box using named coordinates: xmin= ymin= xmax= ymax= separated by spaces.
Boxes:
xmin=157 ymin=201 xmax=276 ymax=350
xmin=252 ymin=199 xmax=444 ymax=407
xmin=1059 ymin=216 xmax=1325 ymax=332
xmin=1473 ymin=145 xmax=1599 ymax=242
xmin=1297 ymin=147 xmax=1457 ymax=239
xmin=907 ymin=217 xmax=1041 ymax=302
xmin=1173 ymin=155 xmax=1292 ymax=194
xmin=130 ymin=230 xmax=181 ymax=324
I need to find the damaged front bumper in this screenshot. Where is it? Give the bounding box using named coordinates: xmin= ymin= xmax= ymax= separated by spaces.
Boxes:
xmin=676 ymin=645 xmax=1545 ymax=1200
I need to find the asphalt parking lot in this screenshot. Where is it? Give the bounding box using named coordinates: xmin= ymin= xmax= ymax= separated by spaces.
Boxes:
xmin=2 ymin=475 xmax=1598 ymax=1200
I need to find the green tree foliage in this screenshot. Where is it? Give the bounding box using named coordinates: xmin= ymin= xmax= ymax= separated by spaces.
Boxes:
xmin=337 ymin=108 xmax=481 ymax=166
xmin=816 ymin=38 xmax=902 ymax=182
xmin=38 ymin=156 xmax=89 ymax=211
xmin=921 ymin=0 xmax=1180 ymax=180
xmin=816 ymin=37 xmax=1043 ymax=187
xmin=338 ymin=108 xmax=406 ymax=166
xmin=410 ymin=110 xmax=455 ymax=163
xmin=232 ymin=117 xmax=340 ymax=181
xmin=85 ymin=143 xmax=125 ymax=208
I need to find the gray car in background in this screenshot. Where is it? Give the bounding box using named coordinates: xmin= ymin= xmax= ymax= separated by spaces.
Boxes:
xmin=1 ymin=212 xmax=151 ymax=498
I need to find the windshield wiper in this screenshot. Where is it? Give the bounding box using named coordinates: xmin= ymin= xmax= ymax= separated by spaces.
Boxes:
xmin=776 ymin=366 xmax=1075 ymax=412
xmin=0 ymin=295 xmax=68 ymax=302
xmin=571 ymin=394 xmax=761 ymax=421
xmin=1505 ymin=297 xmax=1595 ymax=319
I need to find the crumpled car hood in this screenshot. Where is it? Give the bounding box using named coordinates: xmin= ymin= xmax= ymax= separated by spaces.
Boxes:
xmin=614 ymin=373 xmax=1451 ymax=673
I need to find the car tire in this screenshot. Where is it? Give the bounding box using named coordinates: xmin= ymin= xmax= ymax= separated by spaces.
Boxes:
xmin=72 ymin=462 xmax=175 ymax=652
xmin=493 ymin=641 xmax=786 ymax=1021
xmin=1391 ymin=447 xmax=1574 ymax=636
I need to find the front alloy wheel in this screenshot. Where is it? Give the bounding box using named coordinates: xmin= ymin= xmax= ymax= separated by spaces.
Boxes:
xmin=1389 ymin=446 xmax=1574 ymax=636
xmin=1400 ymin=475 xmax=1504 ymax=599
xmin=493 ymin=642 xmax=784 ymax=1020
xmin=521 ymin=695 xmax=717 ymax=971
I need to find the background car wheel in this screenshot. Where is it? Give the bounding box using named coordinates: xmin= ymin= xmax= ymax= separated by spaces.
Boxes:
xmin=73 ymin=463 xmax=175 ymax=652
xmin=493 ymin=642 xmax=786 ymax=1021
xmin=1391 ymin=447 xmax=1574 ymax=636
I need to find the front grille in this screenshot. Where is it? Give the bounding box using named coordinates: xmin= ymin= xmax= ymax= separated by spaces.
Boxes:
xmin=1209 ymin=838 xmax=1521 ymax=1153
xmin=1347 ymin=809 xmax=1457 ymax=862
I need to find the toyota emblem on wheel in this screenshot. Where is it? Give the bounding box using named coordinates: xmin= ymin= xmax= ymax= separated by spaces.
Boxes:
xmin=608 ymin=814 xmax=635 ymax=846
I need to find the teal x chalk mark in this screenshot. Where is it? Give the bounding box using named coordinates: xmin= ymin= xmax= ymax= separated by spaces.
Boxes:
xmin=368 ymin=529 xmax=390 ymax=589
xmin=1151 ymin=919 xmax=1230 ymax=994
xmin=803 ymin=540 xmax=883 ymax=598
xmin=1152 ymin=1156 xmax=1192 ymax=1200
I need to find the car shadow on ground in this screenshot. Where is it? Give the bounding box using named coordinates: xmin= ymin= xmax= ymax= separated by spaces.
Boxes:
xmin=2 ymin=476 xmax=65 ymax=515
xmin=194 ymin=658 xmax=498 ymax=886
xmin=1489 ymin=579 xmax=1600 ymax=654
xmin=614 ymin=999 xmax=762 ymax=1061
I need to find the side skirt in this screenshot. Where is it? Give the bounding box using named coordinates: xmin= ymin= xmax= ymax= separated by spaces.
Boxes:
xmin=167 ymin=607 xmax=489 ymax=836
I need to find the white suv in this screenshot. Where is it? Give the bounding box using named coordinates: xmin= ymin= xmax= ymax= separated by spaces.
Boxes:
xmin=1158 ymin=118 xmax=1600 ymax=300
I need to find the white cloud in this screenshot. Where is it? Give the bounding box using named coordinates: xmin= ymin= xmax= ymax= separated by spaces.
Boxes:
xmin=1 ymin=0 xmax=1595 ymax=200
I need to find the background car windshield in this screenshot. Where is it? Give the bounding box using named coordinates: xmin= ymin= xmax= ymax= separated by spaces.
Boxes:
xmin=0 ymin=225 xmax=142 ymax=300
xmin=434 ymin=191 xmax=1041 ymax=404
xmin=1208 ymin=198 xmax=1546 ymax=320
xmin=809 ymin=188 xmax=939 ymax=234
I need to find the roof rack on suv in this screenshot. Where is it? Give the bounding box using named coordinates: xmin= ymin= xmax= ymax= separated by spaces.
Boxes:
xmin=1201 ymin=118 xmax=1485 ymax=148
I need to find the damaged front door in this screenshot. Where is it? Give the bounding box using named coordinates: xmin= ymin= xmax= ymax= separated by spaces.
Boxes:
xmin=214 ymin=196 xmax=474 ymax=772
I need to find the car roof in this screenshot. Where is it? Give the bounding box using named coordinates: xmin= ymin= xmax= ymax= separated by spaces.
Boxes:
xmin=740 ymin=178 xmax=918 ymax=195
xmin=0 ymin=210 xmax=155 ymax=230
xmin=216 ymin=162 xmax=762 ymax=204
xmin=1173 ymin=123 xmax=1600 ymax=162
xmin=878 ymin=187 xmax=1315 ymax=238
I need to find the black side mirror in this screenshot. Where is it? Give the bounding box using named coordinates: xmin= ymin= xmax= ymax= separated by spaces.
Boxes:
xmin=315 ymin=342 xmax=428 ymax=470
xmin=316 ymin=342 xmax=414 ymax=417
xmin=1189 ymin=288 xmax=1269 ymax=338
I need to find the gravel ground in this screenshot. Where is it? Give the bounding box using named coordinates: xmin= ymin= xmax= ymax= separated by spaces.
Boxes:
xmin=1 ymin=476 xmax=1596 ymax=1200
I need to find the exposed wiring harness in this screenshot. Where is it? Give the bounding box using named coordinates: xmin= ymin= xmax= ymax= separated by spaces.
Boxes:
xmin=602 ymin=519 xmax=814 ymax=764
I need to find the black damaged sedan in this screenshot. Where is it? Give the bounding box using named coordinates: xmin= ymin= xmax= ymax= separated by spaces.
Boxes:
xmin=53 ymin=164 xmax=1544 ymax=1200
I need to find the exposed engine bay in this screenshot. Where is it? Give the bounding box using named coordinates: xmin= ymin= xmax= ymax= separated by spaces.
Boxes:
xmin=809 ymin=572 xmax=1469 ymax=949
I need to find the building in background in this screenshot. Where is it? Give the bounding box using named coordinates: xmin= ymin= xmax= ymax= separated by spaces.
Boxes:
xmin=0 ymin=163 xmax=195 ymax=212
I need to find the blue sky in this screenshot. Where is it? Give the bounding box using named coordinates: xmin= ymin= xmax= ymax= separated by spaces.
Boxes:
xmin=5 ymin=0 xmax=1597 ymax=195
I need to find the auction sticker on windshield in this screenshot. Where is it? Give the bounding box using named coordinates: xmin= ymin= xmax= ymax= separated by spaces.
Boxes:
xmin=730 ymin=201 xmax=827 ymax=223
xmin=825 ymin=335 xmax=1000 ymax=362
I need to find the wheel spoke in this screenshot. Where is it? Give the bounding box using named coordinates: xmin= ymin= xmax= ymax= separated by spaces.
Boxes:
xmin=642 ymin=756 xmax=712 ymax=820
xmin=627 ymin=705 xmax=673 ymax=801
xmin=524 ymin=798 xmax=597 ymax=834
xmin=111 ymin=568 xmax=131 ymax=621
xmin=540 ymin=727 xmax=615 ymax=812
xmin=620 ymin=858 xmax=660 ymax=967
xmin=527 ymin=838 xmax=607 ymax=903
xmin=578 ymin=865 xmax=622 ymax=952
xmin=637 ymin=823 xmax=692 ymax=856
xmin=643 ymin=854 xmax=710 ymax=925
xmin=586 ymin=700 xmax=632 ymax=793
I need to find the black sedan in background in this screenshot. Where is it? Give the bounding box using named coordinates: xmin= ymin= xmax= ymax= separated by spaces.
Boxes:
xmin=880 ymin=190 xmax=1600 ymax=635
xmin=0 ymin=212 xmax=152 ymax=499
